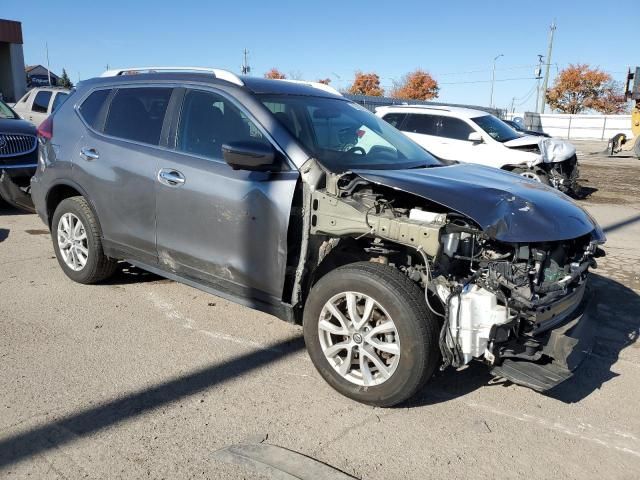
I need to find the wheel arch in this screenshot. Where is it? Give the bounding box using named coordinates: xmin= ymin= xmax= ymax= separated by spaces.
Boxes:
xmin=45 ymin=180 xmax=101 ymax=231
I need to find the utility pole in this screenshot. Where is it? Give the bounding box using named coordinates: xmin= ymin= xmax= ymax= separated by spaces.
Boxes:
xmin=540 ymin=21 xmax=556 ymax=113
xmin=45 ymin=42 xmax=52 ymax=86
xmin=534 ymin=54 xmax=543 ymax=112
xmin=490 ymin=54 xmax=504 ymax=108
xmin=241 ymin=49 xmax=251 ymax=75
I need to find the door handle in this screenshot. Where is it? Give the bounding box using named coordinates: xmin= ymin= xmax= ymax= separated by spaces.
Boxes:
xmin=80 ymin=147 xmax=100 ymax=161
xmin=158 ymin=168 xmax=186 ymax=186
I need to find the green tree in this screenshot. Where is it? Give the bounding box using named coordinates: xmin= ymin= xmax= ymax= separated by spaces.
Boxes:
xmin=59 ymin=68 xmax=74 ymax=89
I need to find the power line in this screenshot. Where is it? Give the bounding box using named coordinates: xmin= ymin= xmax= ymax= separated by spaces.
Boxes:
xmin=439 ymin=76 xmax=538 ymax=85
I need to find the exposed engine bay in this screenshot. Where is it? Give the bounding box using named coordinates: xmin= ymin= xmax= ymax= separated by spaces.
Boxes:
xmin=304 ymin=166 xmax=604 ymax=386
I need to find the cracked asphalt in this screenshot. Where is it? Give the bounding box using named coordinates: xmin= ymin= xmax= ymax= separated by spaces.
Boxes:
xmin=1 ymin=140 xmax=639 ymax=479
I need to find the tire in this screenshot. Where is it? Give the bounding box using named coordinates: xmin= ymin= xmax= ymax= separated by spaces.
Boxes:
xmin=303 ymin=262 xmax=439 ymax=407
xmin=511 ymin=167 xmax=550 ymax=185
xmin=51 ymin=196 xmax=117 ymax=284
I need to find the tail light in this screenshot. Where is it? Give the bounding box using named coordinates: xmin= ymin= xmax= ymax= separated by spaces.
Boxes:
xmin=37 ymin=116 xmax=53 ymax=140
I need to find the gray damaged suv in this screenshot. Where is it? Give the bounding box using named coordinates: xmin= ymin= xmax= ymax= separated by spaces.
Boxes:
xmin=32 ymin=67 xmax=605 ymax=406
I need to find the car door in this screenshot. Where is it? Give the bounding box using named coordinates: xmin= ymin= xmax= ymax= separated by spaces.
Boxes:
xmin=73 ymin=86 xmax=174 ymax=264
xmin=400 ymin=113 xmax=449 ymax=157
xmin=27 ymin=90 xmax=52 ymax=126
xmin=155 ymin=88 xmax=298 ymax=307
xmin=430 ymin=115 xmax=478 ymax=162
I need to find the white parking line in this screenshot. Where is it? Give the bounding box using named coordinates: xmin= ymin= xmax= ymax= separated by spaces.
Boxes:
xmin=468 ymin=402 xmax=640 ymax=458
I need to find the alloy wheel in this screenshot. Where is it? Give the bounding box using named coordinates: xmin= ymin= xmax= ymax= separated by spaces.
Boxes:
xmin=57 ymin=213 xmax=89 ymax=271
xmin=318 ymin=291 xmax=400 ymax=386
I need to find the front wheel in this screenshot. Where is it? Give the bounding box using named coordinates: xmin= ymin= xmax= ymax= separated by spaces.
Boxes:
xmin=303 ymin=262 xmax=439 ymax=407
xmin=511 ymin=167 xmax=550 ymax=185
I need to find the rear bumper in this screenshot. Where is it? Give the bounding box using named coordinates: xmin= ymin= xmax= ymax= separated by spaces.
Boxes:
xmin=490 ymin=291 xmax=596 ymax=391
xmin=0 ymin=167 xmax=36 ymax=212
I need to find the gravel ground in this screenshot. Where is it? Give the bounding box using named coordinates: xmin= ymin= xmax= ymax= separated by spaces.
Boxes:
xmin=1 ymin=141 xmax=639 ymax=479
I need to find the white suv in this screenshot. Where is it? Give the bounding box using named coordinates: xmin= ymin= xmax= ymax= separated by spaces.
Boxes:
xmin=12 ymin=87 xmax=71 ymax=127
xmin=376 ymin=105 xmax=579 ymax=194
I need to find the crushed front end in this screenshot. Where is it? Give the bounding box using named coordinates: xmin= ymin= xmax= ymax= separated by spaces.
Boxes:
xmin=428 ymin=226 xmax=604 ymax=391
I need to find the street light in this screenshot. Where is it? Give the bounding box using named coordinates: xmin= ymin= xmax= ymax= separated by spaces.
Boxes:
xmin=489 ymin=54 xmax=504 ymax=108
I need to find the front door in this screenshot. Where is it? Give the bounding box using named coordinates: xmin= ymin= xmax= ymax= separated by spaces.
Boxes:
xmin=155 ymin=88 xmax=298 ymax=306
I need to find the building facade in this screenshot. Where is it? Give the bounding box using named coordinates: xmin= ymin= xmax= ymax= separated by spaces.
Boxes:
xmin=0 ymin=19 xmax=27 ymax=103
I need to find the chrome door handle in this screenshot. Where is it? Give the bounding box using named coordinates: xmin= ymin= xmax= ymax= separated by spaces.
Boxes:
xmin=158 ymin=168 xmax=186 ymax=186
xmin=80 ymin=147 xmax=100 ymax=161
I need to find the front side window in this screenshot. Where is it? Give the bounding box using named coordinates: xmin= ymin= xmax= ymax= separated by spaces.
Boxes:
xmin=438 ymin=116 xmax=474 ymax=141
xmin=104 ymin=87 xmax=173 ymax=145
xmin=32 ymin=91 xmax=52 ymax=113
xmin=261 ymin=95 xmax=441 ymax=171
xmin=471 ymin=115 xmax=520 ymax=143
xmin=79 ymin=89 xmax=111 ymax=129
xmin=176 ymin=89 xmax=270 ymax=160
xmin=51 ymin=92 xmax=69 ymax=112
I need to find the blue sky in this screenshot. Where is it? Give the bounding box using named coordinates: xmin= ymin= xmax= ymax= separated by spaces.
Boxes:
xmin=3 ymin=0 xmax=634 ymax=111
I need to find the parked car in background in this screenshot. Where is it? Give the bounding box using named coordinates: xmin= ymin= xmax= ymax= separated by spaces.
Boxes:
xmin=504 ymin=119 xmax=551 ymax=138
xmin=32 ymin=67 xmax=604 ymax=406
xmin=376 ymin=105 xmax=579 ymax=194
xmin=0 ymin=99 xmax=37 ymax=211
xmin=12 ymin=87 xmax=71 ymax=127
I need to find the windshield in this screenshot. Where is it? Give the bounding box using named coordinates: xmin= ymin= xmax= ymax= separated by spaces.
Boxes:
xmin=259 ymin=95 xmax=441 ymax=171
xmin=472 ymin=115 xmax=520 ymax=142
xmin=0 ymin=100 xmax=17 ymax=119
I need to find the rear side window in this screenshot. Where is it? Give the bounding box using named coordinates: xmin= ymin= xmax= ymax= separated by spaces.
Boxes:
xmin=439 ymin=117 xmax=474 ymax=141
xmin=176 ymin=89 xmax=270 ymax=160
xmin=381 ymin=113 xmax=407 ymax=129
xmin=104 ymin=87 xmax=173 ymax=145
xmin=79 ymin=89 xmax=111 ymax=130
xmin=32 ymin=91 xmax=52 ymax=113
xmin=51 ymin=92 xmax=69 ymax=112
xmin=403 ymin=113 xmax=436 ymax=135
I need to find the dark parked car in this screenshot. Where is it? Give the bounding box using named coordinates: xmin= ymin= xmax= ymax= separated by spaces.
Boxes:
xmin=0 ymin=99 xmax=37 ymax=211
xmin=504 ymin=119 xmax=551 ymax=137
xmin=31 ymin=67 xmax=605 ymax=406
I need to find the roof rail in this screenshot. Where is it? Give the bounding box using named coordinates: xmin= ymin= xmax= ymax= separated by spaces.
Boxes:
xmin=383 ymin=104 xmax=451 ymax=112
xmin=278 ymin=79 xmax=342 ymax=97
xmin=99 ymin=67 xmax=244 ymax=86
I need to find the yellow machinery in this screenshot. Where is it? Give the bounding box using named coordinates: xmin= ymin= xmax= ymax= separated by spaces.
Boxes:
xmin=608 ymin=67 xmax=640 ymax=158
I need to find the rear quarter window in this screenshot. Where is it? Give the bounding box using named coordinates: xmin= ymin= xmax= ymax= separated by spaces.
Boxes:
xmin=32 ymin=91 xmax=52 ymax=113
xmin=78 ymin=89 xmax=112 ymax=130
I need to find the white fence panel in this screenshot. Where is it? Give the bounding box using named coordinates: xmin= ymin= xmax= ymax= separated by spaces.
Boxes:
xmin=516 ymin=113 xmax=633 ymax=140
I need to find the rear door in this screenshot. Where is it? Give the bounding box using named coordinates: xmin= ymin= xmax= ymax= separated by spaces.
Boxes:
xmin=154 ymin=88 xmax=298 ymax=306
xmin=73 ymin=86 xmax=174 ymax=264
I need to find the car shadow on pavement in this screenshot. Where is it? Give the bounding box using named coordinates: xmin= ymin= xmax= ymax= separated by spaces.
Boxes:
xmin=0 ymin=228 xmax=8 ymax=243
xmin=0 ymin=336 xmax=305 ymax=469
xmin=406 ymin=273 xmax=640 ymax=407
xmin=102 ymin=262 xmax=165 ymax=285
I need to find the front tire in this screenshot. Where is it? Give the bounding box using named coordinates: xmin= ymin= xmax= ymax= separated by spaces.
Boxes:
xmin=303 ymin=262 xmax=439 ymax=407
xmin=512 ymin=167 xmax=550 ymax=185
xmin=51 ymin=196 xmax=117 ymax=284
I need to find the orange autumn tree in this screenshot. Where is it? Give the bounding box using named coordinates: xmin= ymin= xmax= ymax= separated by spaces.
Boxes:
xmin=348 ymin=71 xmax=384 ymax=96
xmin=546 ymin=64 xmax=627 ymax=114
xmin=264 ymin=68 xmax=287 ymax=79
xmin=390 ymin=69 xmax=439 ymax=100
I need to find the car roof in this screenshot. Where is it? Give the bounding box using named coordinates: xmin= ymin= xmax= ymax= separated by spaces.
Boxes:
xmin=79 ymin=68 xmax=344 ymax=99
xmin=27 ymin=86 xmax=72 ymax=93
xmin=376 ymin=104 xmax=490 ymax=119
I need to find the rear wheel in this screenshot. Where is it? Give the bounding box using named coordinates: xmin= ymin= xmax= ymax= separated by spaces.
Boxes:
xmin=303 ymin=262 xmax=439 ymax=407
xmin=51 ymin=196 xmax=117 ymax=284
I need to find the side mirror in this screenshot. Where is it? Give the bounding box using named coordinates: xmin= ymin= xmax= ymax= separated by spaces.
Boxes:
xmin=222 ymin=141 xmax=276 ymax=171
xmin=468 ymin=132 xmax=483 ymax=144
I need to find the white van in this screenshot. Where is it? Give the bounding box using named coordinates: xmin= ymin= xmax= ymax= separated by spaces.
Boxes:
xmin=12 ymin=87 xmax=71 ymax=127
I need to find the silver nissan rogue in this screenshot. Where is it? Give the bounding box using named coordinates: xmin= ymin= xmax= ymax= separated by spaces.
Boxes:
xmin=31 ymin=67 xmax=605 ymax=406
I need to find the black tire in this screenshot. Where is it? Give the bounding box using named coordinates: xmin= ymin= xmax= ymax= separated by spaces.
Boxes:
xmin=51 ymin=196 xmax=117 ymax=284
xmin=511 ymin=167 xmax=550 ymax=185
xmin=303 ymin=262 xmax=439 ymax=407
